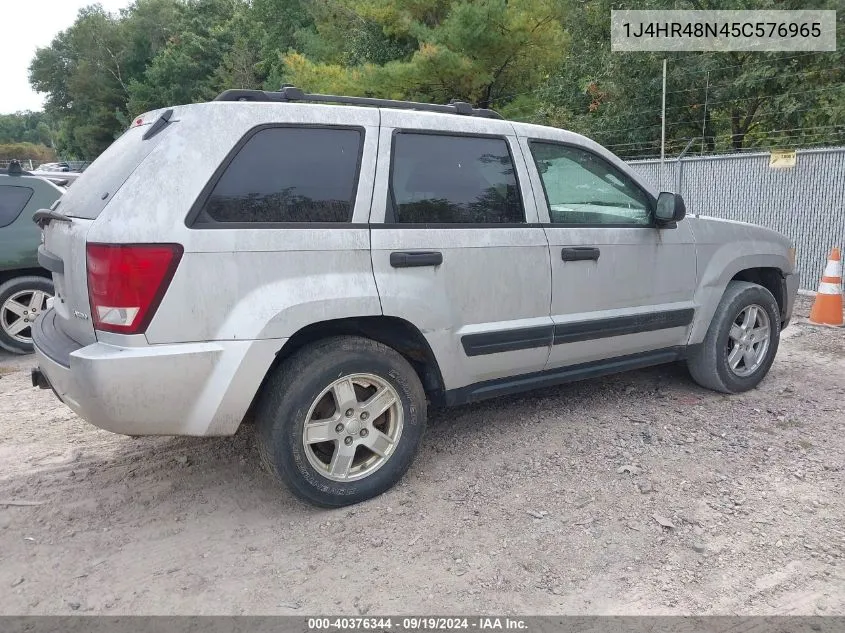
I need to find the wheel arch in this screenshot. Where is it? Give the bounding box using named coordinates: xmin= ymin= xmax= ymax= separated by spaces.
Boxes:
xmin=689 ymin=253 xmax=789 ymax=345
xmin=730 ymin=267 xmax=786 ymax=321
xmin=0 ymin=268 xmax=52 ymax=286
xmin=244 ymin=316 xmax=446 ymax=424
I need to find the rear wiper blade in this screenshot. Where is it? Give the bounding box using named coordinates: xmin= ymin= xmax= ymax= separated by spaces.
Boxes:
xmin=32 ymin=209 xmax=72 ymax=228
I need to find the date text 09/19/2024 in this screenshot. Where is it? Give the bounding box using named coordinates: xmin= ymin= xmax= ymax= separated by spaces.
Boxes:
xmin=307 ymin=617 xmax=529 ymax=631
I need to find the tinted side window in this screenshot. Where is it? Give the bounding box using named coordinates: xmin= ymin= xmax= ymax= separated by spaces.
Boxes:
xmin=390 ymin=133 xmax=524 ymax=224
xmin=198 ymin=127 xmax=363 ymax=224
xmin=530 ymin=142 xmax=652 ymax=226
xmin=0 ymin=185 xmax=34 ymax=228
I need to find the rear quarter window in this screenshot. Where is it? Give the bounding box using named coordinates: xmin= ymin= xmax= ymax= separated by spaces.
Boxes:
xmin=192 ymin=126 xmax=363 ymax=225
xmin=0 ymin=185 xmax=34 ymax=228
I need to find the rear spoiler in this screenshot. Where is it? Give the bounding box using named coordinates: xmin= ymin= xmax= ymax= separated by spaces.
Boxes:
xmin=129 ymin=108 xmax=174 ymax=141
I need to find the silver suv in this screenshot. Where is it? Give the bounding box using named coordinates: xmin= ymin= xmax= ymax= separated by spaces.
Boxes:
xmin=31 ymin=87 xmax=798 ymax=506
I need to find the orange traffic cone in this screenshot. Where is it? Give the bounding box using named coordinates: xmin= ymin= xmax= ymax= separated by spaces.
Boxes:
xmin=809 ymin=247 xmax=844 ymax=327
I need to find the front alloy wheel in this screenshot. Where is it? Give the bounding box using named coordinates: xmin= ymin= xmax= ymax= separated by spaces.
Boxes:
xmin=686 ymin=280 xmax=781 ymax=394
xmin=726 ymin=304 xmax=771 ymax=377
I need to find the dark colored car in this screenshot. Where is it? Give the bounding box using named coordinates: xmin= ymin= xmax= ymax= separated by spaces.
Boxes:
xmin=0 ymin=163 xmax=63 ymax=353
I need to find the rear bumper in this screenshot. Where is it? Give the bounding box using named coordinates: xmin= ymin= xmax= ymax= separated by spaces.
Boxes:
xmin=782 ymin=271 xmax=799 ymax=328
xmin=32 ymin=309 xmax=282 ymax=436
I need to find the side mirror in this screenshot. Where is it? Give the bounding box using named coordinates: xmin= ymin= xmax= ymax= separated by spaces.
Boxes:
xmin=655 ymin=192 xmax=686 ymax=226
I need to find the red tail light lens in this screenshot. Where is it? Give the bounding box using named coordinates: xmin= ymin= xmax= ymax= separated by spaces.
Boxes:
xmin=86 ymin=243 xmax=183 ymax=334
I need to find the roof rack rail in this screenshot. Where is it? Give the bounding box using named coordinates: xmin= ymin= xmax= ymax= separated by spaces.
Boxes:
xmin=213 ymin=86 xmax=502 ymax=119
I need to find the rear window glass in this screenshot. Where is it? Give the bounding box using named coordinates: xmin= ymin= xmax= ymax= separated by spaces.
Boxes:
xmin=58 ymin=121 xmax=170 ymax=220
xmin=196 ymin=126 xmax=363 ymax=224
xmin=0 ymin=185 xmax=34 ymax=228
xmin=389 ymin=133 xmax=524 ymax=224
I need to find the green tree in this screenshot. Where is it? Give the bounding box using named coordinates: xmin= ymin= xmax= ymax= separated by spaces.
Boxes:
xmin=29 ymin=0 xmax=317 ymax=157
xmin=0 ymin=112 xmax=57 ymax=147
xmin=126 ymin=0 xmax=242 ymax=114
xmin=26 ymin=0 xmax=843 ymax=160
xmin=280 ymin=0 xmax=568 ymax=108
xmin=30 ymin=2 xmax=180 ymax=157
xmin=528 ymin=0 xmax=844 ymax=157
xmin=250 ymin=0 xmax=315 ymax=88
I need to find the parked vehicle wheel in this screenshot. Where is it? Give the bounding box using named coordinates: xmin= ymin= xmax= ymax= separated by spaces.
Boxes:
xmin=255 ymin=336 xmax=427 ymax=507
xmin=687 ymin=280 xmax=781 ymax=394
xmin=0 ymin=276 xmax=53 ymax=355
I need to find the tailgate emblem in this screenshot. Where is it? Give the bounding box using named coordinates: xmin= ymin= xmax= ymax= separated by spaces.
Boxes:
xmin=73 ymin=310 xmax=90 ymax=321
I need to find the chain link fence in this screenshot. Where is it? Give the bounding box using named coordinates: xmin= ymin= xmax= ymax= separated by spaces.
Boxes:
xmin=629 ymin=146 xmax=845 ymax=291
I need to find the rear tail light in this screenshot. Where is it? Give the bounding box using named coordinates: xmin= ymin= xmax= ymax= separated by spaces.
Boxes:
xmin=86 ymin=243 xmax=183 ymax=334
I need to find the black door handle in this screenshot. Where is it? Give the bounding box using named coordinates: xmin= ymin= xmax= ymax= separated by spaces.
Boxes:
xmin=390 ymin=251 xmax=443 ymax=268
xmin=561 ymin=247 xmax=600 ymax=262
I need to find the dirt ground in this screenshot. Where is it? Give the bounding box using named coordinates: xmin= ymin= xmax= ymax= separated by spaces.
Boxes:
xmin=1 ymin=296 xmax=842 ymax=616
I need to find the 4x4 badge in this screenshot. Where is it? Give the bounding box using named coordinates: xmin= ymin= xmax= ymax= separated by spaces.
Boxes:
xmin=73 ymin=310 xmax=89 ymax=321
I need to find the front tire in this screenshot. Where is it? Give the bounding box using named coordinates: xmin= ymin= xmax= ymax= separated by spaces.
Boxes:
xmin=255 ymin=336 xmax=427 ymax=507
xmin=0 ymin=276 xmax=53 ymax=355
xmin=687 ymin=280 xmax=781 ymax=393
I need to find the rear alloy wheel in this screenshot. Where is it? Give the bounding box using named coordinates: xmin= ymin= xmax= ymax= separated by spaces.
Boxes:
xmin=302 ymin=373 xmax=405 ymax=482
xmin=255 ymin=336 xmax=427 ymax=507
xmin=0 ymin=277 xmax=54 ymax=354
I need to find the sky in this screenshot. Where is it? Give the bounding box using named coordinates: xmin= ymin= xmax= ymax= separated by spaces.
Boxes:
xmin=0 ymin=0 xmax=133 ymax=114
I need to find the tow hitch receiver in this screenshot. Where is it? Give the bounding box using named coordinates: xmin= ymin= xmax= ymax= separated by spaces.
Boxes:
xmin=31 ymin=368 xmax=50 ymax=390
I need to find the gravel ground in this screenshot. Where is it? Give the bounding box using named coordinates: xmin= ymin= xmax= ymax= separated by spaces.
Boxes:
xmin=1 ymin=296 xmax=843 ymax=616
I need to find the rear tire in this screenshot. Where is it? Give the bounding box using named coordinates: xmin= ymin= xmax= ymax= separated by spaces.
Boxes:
xmin=687 ymin=281 xmax=780 ymax=393
xmin=0 ymin=276 xmax=53 ymax=355
xmin=255 ymin=336 xmax=427 ymax=507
